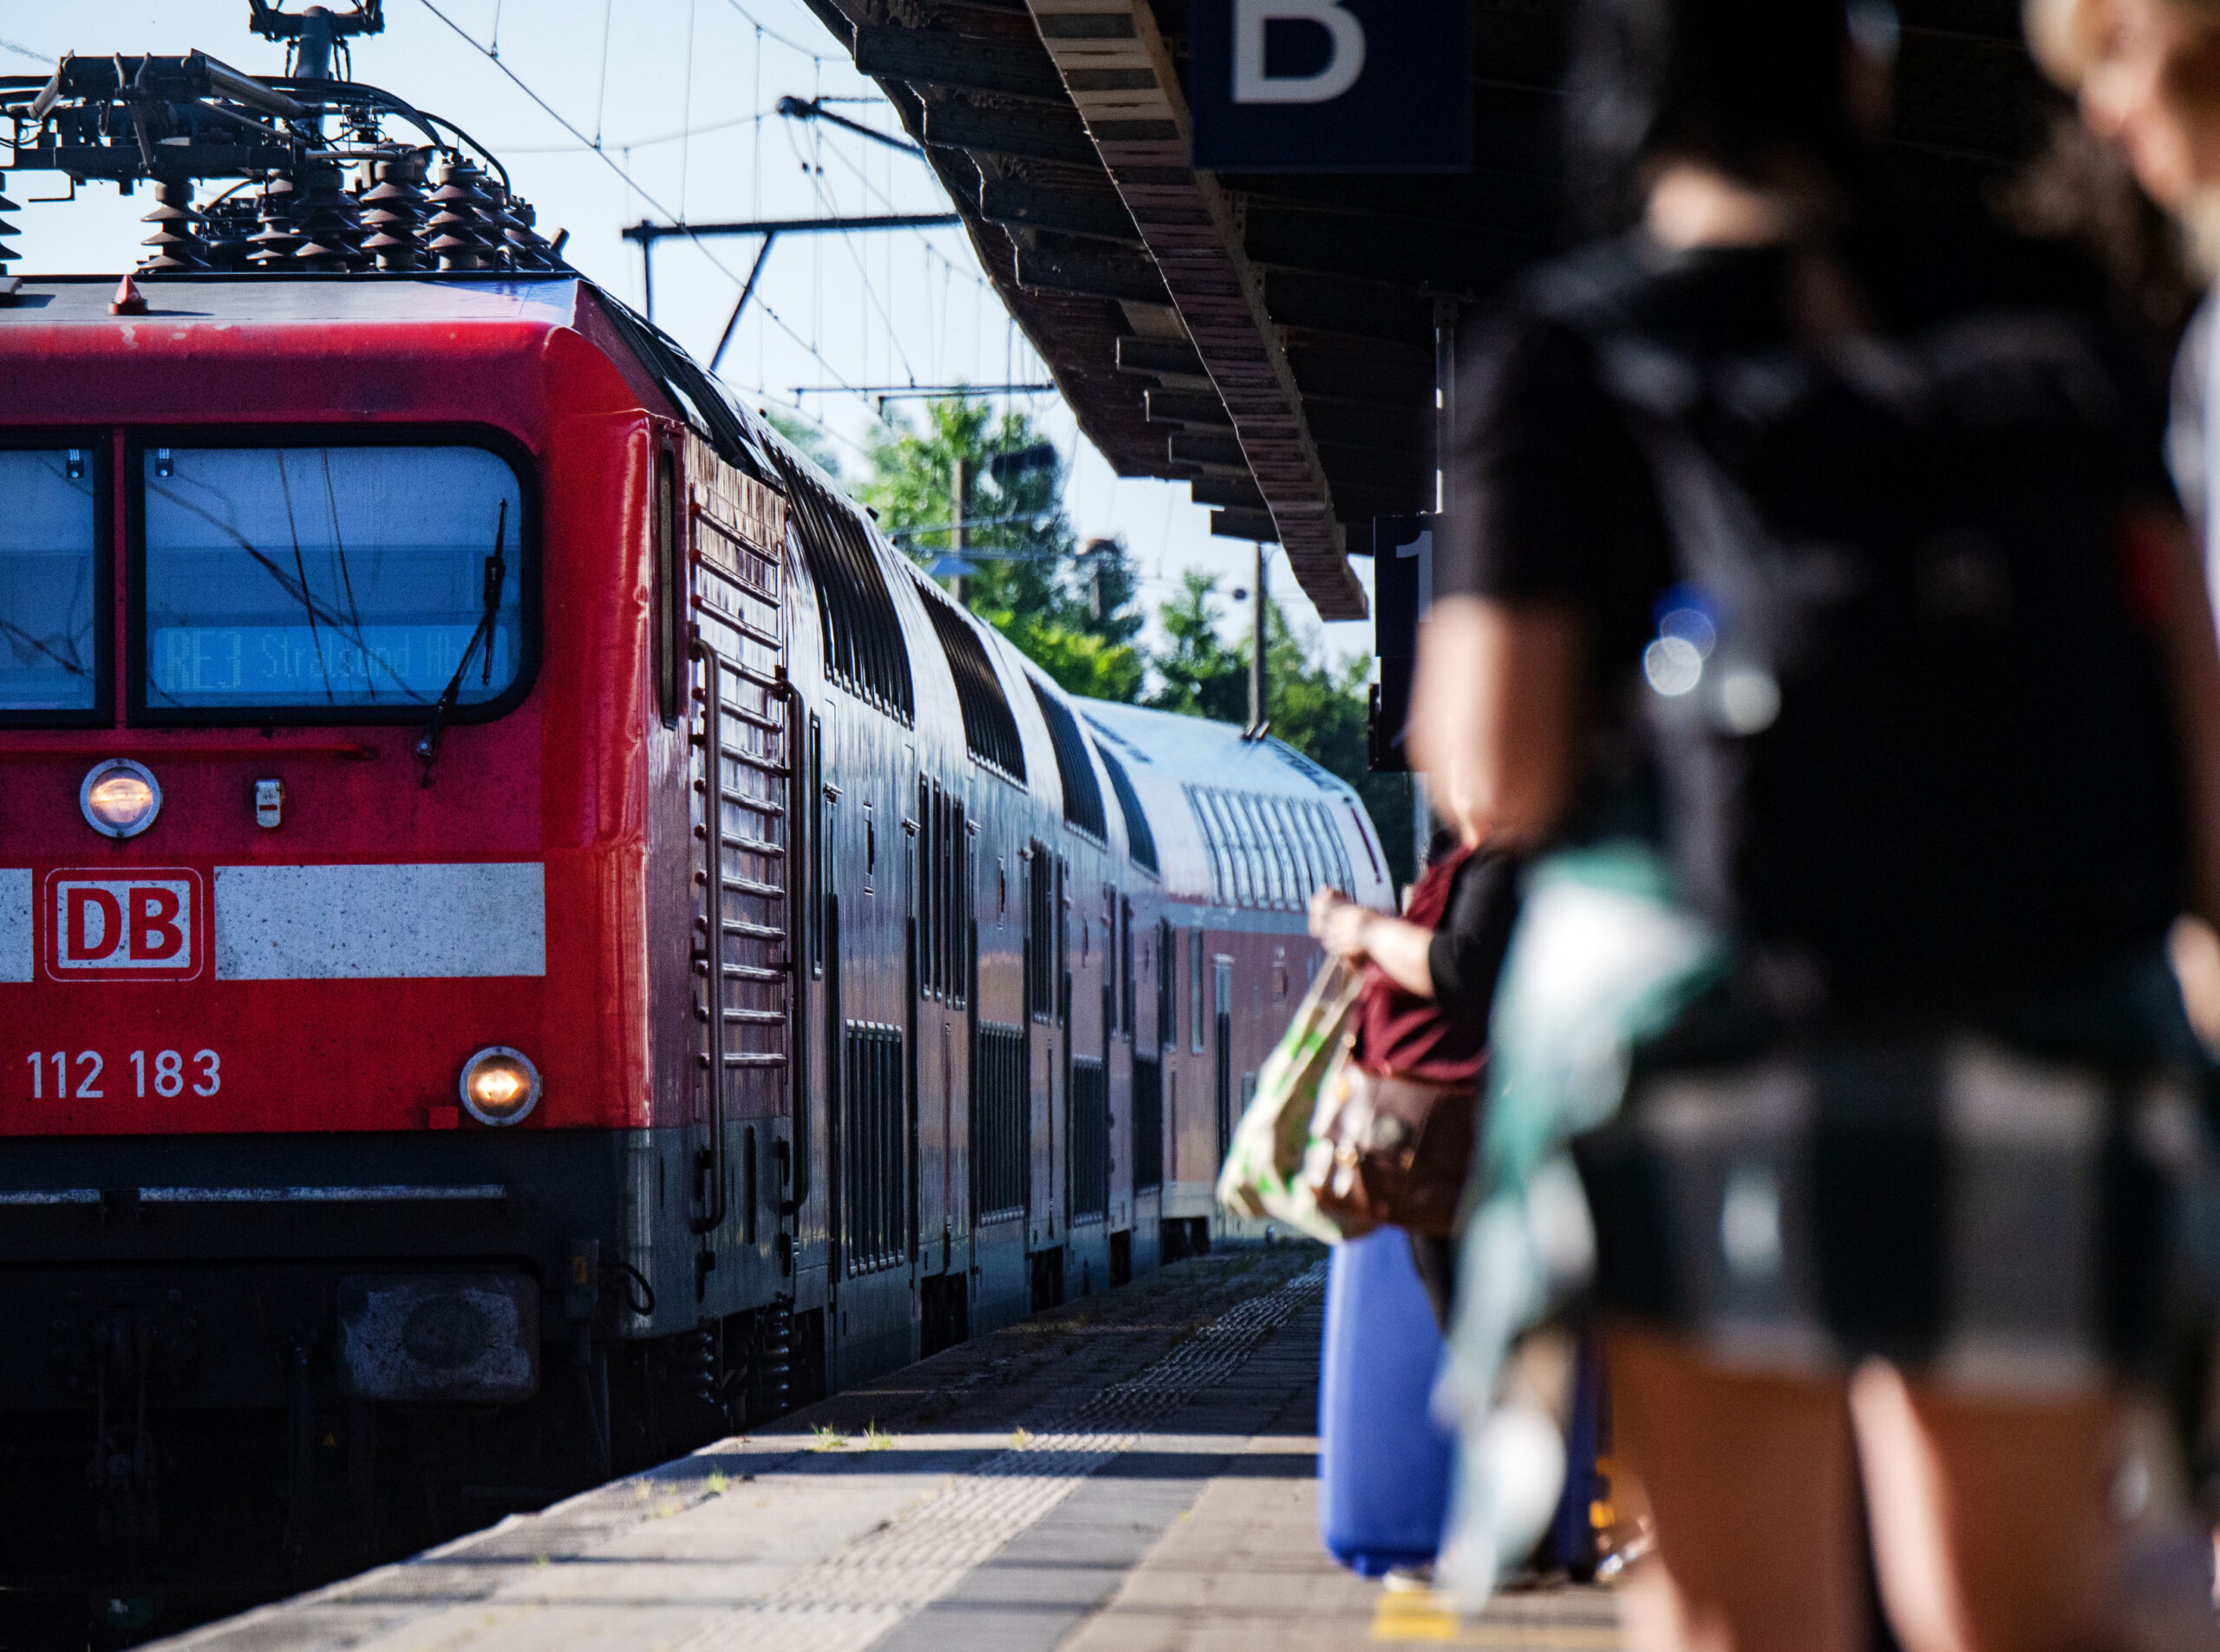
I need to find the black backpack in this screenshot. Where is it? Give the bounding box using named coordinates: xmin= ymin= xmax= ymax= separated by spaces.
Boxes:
xmin=1533 ymin=245 xmax=2188 ymax=1019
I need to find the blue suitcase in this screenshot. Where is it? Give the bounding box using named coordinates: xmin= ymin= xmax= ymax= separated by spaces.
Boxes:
xmin=1317 ymin=1228 xmax=1454 ymax=1576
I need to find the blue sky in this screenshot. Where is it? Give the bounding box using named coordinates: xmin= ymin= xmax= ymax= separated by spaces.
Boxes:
xmin=0 ymin=0 xmax=1377 ymax=665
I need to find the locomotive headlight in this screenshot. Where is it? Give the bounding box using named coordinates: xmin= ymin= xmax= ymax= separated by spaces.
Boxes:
xmin=460 ymin=1047 xmax=540 ymax=1126
xmin=80 ymin=759 xmax=161 ymax=839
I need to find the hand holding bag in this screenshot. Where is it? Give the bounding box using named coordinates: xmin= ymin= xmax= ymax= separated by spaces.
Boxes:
xmin=1216 ymin=957 xmax=1368 ymax=1243
xmin=1305 ymin=1064 xmax=1478 ymax=1237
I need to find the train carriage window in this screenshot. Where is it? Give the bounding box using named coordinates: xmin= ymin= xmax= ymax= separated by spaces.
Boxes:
xmin=139 ymin=443 xmax=529 ymax=717
xmin=1231 ymin=794 xmax=1275 ymax=907
xmin=1258 ymin=796 xmax=1299 ymax=909
xmin=654 ymin=448 xmax=681 ymax=724
xmin=921 ymin=591 xmax=1026 ymax=780
xmin=1228 ymin=793 xmax=1262 ymax=907
xmin=811 ymin=713 xmax=826 ymax=979
xmin=1120 ymin=897 xmax=1135 ymax=1041
xmin=0 ymin=447 xmax=102 ymax=720
xmin=1190 ymin=929 xmax=1205 ymax=1054
xmin=1185 ymin=783 xmax=1358 ymax=911
xmin=1158 ymin=917 xmax=1176 ymax=1052
xmin=1345 ymin=800 xmax=1381 ymax=884
xmin=1191 ymin=788 xmax=1231 ymax=906
xmin=1309 ymin=800 xmax=1355 ymax=893
xmin=1252 ymin=794 xmax=1298 ymax=908
xmin=1102 ymin=886 xmax=1119 ymax=1038
xmin=1097 ymin=745 xmax=1158 ymax=875
xmin=1027 ymin=678 xmax=1107 ymax=839
xmin=1026 ymin=842 xmax=1054 ymax=1023
xmin=1214 ymin=958 xmax=1235 ymax=1164
xmin=975 ymin=1023 xmax=1027 ymax=1224
xmin=1056 ymin=854 xmax=1071 ymax=1026
xmin=915 ymin=776 xmax=966 ymax=1006
xmin=950 ymin=797 xmax=970 ymax=1010
xmin=1212 ymin=792 xmax=1254 ymax=908
xmin=1284 ymin=799 xmax=1322 ymax=896
xmin=1273 ymin=796 xmax=1317 ymax=896
xmin=918 ymin=775 xmax=937 ymax=1000
xmin=776 ymin=461 xmax=913 ymax=722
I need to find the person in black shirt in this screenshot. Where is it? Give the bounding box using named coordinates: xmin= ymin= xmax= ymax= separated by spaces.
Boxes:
xmin=1413 ymin=0 xmax=2220 ymax=1645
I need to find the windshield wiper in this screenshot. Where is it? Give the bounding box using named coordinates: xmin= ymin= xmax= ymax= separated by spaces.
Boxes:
xmin=414 ymin=499 xmax=507 ymax=787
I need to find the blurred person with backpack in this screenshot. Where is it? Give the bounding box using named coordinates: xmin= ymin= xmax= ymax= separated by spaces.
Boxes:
xmin=1411 ymin=0 xmax=2220 ymax=1645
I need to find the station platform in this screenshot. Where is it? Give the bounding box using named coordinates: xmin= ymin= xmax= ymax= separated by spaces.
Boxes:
xmin=157 ymin=1247 xmax=1618 ymax=1652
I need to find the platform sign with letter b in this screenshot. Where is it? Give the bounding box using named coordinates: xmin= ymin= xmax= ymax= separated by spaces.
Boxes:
xmin=1189 ymin=0 xmax=1471 ymax=172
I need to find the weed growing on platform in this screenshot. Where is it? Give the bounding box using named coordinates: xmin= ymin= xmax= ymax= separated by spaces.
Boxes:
xmin=707 ymin=1472 xmax=728 ymax=1495
xmin=862 ymin=1421 xmax=896 ymax=1451
xmin=811 ymin=1425 xmax=849 ymax=1452
xmin=1009 ymin=1427 xmax=1033 ymax=1450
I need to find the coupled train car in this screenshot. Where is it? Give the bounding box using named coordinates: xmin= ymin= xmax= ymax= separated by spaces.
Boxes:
xmin=0 ymin=54 xmax=1393 ymax=1621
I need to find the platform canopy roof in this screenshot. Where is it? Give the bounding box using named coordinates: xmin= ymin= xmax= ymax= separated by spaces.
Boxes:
xmin=794 ymin=0 xmax=2051 ymax=620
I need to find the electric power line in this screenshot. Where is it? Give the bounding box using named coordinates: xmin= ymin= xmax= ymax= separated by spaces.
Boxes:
xmin=680 ymin=0 xmax=698 ymax=214
xmin=591 ymin=0 xmax=613 ymax=147
xmin=717 ymin=0 xmax=830 ymax=64
xmin=502 ymin=108 xmax=767 ymax=154
xmin=414 ymin=0 xmax=885 ymax=417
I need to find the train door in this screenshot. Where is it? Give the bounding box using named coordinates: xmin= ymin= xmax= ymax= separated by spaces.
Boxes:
xmin=971 ymin=836 xmax=1029 ymax=1329
xmin=1212 ymin=956 xmax=1234 ymax=1172
xmin=830 ymin=742 xmax=913 ymax=1382
xmin=1133 ymin=914 xmax=1170 ymax=1213
xmin=1021 ymin=841 xmax=1061 ymax=1306
xmin=915 ymin=774 xmax=972 ymax=1354
xmin=683 ymin=453 xmax=793 ymax=1311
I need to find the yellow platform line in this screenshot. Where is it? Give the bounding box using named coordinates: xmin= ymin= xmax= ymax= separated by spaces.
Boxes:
xmin=1372 ymin=1590 xmax=1620 ymax=1649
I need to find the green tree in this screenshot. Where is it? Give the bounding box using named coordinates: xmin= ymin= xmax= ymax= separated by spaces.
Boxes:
xmin=1147 ymin=571 xmax=1415 ymax=888
xmin=859 ymin=396 xmax=1146 ymax=702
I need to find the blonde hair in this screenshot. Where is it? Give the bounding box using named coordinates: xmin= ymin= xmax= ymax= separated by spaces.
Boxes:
xmin=2027 ymin=0 xmax=2093 ymax=85
xmin=2023 ymin=0 xmax=2220 ymax=273
xmin=2027 ymin=0 xmax=2220 ymax=88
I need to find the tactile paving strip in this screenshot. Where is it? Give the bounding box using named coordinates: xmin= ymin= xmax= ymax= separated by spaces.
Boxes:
xmin=679 ymin=1259 xmax=1328 ymax=1652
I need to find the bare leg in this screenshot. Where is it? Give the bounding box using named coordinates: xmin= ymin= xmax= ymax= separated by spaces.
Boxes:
xmin=1851 ymin=1361 xmax=2220 ymax=1652
xmin=1604 ymin=1324 xmax=1868 ymax=1652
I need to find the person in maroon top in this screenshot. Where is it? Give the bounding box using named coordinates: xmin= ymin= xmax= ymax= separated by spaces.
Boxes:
xmin=1309 ymin=828 xmax=1521 ymax=1316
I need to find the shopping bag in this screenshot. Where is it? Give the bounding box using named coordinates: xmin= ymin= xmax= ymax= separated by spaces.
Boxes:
xmin=1217 ymin=957 xmax=1368 ymax=1243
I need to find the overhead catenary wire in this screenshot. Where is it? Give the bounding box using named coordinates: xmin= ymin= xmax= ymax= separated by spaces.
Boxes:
xmin=680 ymin=0 xmax=699 ymax=214
xmin=591 ymin=0 xmax=613 ymax=148
xmin=808 ymin=124 xmax=996 ymax=304
xmin=415 ymin=0 xmax=1108 ymax=524
xmin=717 ymin=0 xmax=829 ymax=65
xmin=790 ymin=120 xmax=920 ymax=389
xmin=503 ymin=108 xmax=768 ymax=155
xmin=412 ymin=0 xmax=886 ymax=418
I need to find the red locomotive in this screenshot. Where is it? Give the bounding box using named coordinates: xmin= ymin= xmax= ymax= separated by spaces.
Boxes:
xmin=0 ymin=47 xmax=1391 ymax=1629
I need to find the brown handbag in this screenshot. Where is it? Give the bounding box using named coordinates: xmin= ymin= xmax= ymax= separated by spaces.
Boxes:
xmin=1304 ymin=1061 xmax=1479 ymax=1237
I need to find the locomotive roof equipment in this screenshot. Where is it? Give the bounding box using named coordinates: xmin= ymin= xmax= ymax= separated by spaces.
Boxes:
xmin=0 ymin=44 xmax=560 ymax=277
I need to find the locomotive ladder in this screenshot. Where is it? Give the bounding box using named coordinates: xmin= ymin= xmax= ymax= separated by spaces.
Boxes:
xmin=689 ymin=460 xmax=792 ymax=1241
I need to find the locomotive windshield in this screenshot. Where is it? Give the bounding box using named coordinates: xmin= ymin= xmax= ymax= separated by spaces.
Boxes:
xmin=140 ymin=443 xmax=527 ymax=715
xmin=0 ymin=447 xmax=100 ymax=715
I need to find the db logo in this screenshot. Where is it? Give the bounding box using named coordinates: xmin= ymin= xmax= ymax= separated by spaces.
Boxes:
xmin=44 ymin=871 xmax=204 ymax=980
